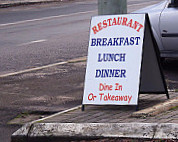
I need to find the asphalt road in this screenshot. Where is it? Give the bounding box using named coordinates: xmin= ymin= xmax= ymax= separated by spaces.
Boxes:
xmin=0 ymin=0 xmax=169 ymax=142
xmin=0 ymin=0 xmax=162 ymax=75
xmin=0 ymin=0 xmax=96 ymax=75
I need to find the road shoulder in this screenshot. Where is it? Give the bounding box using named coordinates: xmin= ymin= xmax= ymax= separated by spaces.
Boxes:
xmin=12 ymin=94 xmax=178 ymax=141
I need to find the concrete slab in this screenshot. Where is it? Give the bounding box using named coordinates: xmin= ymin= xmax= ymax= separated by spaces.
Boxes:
xmin=12 ymin=123 xmax=178 ymax=142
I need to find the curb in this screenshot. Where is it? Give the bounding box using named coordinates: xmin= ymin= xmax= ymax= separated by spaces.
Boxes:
xmin=11 ymin=105 xmax=82 ymax=142
xmin=0 ymin=0 xmax=71 ymax=8
xmin=11 ymin=123 xmax=178 ymax=142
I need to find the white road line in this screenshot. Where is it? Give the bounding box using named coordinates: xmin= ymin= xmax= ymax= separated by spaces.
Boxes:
xmin=0 ymin=56 xmax=87 ymax=78
xmin=0 ymin=10 xmax=96 ymax=27
xmin=18 ymin=39 xmax=47 ymax=46
xmin=0 ymin=61 xmax=67 ymax=78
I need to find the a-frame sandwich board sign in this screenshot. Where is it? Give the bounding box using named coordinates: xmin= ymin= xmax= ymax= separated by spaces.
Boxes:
xmin=82 ymin=14 xmax=169 ymax=111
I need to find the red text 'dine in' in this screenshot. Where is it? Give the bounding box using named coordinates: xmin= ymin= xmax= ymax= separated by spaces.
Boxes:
xmin=99 ymin=83 xmax=113 ymax=91
xmin=99 ymin=83 xmax=123 ymax=91
xmin=92 ymin=16 xmax=144 ymax=34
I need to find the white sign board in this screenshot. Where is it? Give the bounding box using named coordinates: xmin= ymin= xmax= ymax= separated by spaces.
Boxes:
xmin=83 ymin=14 xmax=145 ymax=105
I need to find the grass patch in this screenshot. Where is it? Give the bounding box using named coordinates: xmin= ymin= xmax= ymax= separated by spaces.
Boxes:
xmin=15 ymin=112 xmax=30 ymax=118
xmin=170 ymin=106 xmax=178 ymax=110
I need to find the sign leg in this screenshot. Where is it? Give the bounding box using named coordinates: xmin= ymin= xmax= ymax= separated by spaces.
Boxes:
xmin=136 ymin=105 xmax=139 ymax=111
xmin=82 ymin=105 xmax=85 ymax=111
xmin=166 ymin=92 xmax=170 ymax=99
xmin=136 ymin=93 xmax=140 ymax=111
